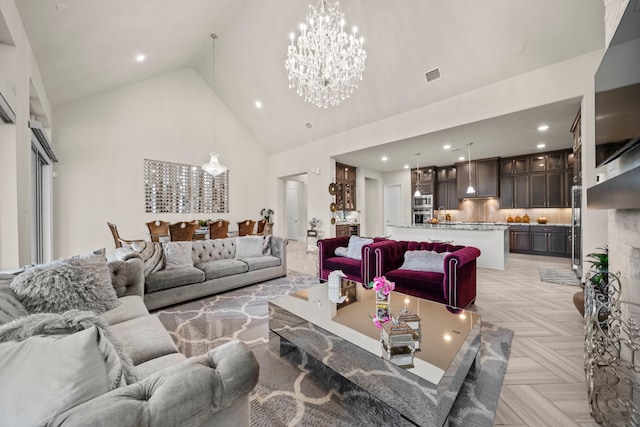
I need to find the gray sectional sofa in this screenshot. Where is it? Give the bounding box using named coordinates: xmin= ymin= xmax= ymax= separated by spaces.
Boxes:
xmin=0 ymin=255 xmax=259 ymax=427
xmin=115 ymin=236 xmax=288 ymax=310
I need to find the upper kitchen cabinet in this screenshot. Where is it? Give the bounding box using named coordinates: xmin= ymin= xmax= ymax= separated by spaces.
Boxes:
xmin=500 ymin=157 xmax=529 ymax=175
xmin=435 ymin=165 xmax=458 ymax=210
xmin=411 ymin=166 xmax=435 ymax=196
xmin=530 ymin=172 xmax=564 ymax=208
xmin=457 ymin=158 xmax=499 ymax=199
xmin=530 ymin=151 xmax=567 ymax=172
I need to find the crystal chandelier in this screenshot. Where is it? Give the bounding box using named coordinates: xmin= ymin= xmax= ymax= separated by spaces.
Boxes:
xmin=202 ymin=34 xmax=227 ymax=177
xmin=285 ymin=0 xmax=367 ymax=108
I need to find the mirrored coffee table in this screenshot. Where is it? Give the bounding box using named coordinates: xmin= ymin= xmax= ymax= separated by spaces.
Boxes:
xmin=269 ymin=283 xmax=481 ymax=426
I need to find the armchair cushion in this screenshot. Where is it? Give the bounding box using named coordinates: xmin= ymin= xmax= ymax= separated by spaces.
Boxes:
xmin=323 ymin=256 xmax=362 ymax=279
xmin=334 ymin=246 xmax=348 ymax=257
xmin=399 ymin=250 xmax=450 ymax=273
xmin=346 ymin=236 xmax=374 ymax=260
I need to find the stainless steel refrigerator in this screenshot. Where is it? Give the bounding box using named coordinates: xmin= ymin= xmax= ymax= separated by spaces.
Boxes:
xmin=571 ymin=185 xmax=582 ymax=279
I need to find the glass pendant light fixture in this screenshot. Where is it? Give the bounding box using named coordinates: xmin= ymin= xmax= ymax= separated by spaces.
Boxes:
xmin=466 ymin=142 xmax=475 ymax=194
xmin=414 ymin=153 xmax=421 ymax=197
xmin=202 ymin=34 xmax=227 ymax=177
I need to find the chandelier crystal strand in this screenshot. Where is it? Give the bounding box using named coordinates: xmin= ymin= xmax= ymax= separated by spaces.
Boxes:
xmin=285 ymin=0 xmax=366 ymax=108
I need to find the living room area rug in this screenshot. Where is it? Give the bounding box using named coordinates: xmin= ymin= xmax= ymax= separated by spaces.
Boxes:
xmin=156 ymin=271 xmax=513 ymax=426
xmin=539 ymin=268 xmax=581 ymax=286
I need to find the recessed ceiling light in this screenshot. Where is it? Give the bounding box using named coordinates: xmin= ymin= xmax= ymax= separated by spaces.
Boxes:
xmin=403 ymin=164 xmax=409 ymax=169
xmin=381 ymin=156 xmax=388 ymax=162
xmin=136 ymin=54 xmax=145 ymax=62
xmin=458 ymin=156 xmax=465 ymax=161
xmin=255 ymin=101 xmax=262 ymax=109
xmin=444 ymin=334 xmax=452 ymax=342
xmin=443 ymin=144 xmax=451 ymax=150
xmin=538 ymin=124 xmax=549 ymax=131
xmin=537 ymin=143 xmax=546 ymax=149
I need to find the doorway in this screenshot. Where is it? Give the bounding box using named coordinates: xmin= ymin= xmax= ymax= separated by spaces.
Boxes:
xmin=383 ymin=184 xmax=403 ymax=236
xmin=283 ymin=174 xmax=308 ymax=241
xmin=365 ymin=177 xmax=381 ymax=237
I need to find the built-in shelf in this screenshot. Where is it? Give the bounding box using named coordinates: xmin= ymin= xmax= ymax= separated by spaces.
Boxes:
xmin=587 ymin=166 xmax=640 ymax=209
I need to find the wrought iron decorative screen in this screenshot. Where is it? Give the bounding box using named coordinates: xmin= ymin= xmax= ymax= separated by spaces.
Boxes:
xmin=144 ymin=159 xmax=229 ymax=213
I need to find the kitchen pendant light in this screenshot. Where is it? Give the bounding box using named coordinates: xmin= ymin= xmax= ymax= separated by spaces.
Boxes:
xmin=466 ymin=143 xmax=475 ymax=194
xmin=414 ymin=153 xmax=421 ymax=197
xmin=202 ymin=34 xmax=227 ymax=177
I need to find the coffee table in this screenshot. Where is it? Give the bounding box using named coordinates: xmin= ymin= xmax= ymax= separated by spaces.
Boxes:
xmin=269 ymin=283 xmax=481 ymax=426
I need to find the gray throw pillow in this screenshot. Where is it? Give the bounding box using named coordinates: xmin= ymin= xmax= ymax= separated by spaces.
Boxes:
xmin=235 ymin=236 xmax=265 ymax=259
xmin=163 ymin=242 xmax=193 ymax=270
xmin=0 ymin=327 xmax=115 ymax=427
xmin=399 ymin=250 xmax=450 ymax=273
xmin=346 ymin=236 xmax=374 ymax=260
xmin=0 ymin=309 xmax=138 ymax=385
xmin=10 ymin=251 xmax=120 ymax=315
xmin=124 ymin=241 xmax=164 ymax=276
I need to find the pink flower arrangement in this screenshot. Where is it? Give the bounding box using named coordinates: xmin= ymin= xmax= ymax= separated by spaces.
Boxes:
xmin=371 ymin=276 xmax=395 ymax=295
xmin=370 ymin=276 xmax=395 ymax=329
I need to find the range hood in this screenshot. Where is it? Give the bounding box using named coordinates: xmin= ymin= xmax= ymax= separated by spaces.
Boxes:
xmin=0 ymin=92 xmax=15 ymax=123
xmin=29 ymin=119 xmax=58 ymax=162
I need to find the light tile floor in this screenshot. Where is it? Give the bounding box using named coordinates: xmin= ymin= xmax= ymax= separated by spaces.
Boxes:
xmin=286 ymin=239 xmax=592 ymax=426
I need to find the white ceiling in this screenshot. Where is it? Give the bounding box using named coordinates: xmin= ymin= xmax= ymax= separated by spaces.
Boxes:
xmin=16 ymin=0 xmax=605 ymax=170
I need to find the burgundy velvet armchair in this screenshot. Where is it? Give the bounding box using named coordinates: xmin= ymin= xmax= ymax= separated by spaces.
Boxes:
xmin=374 ymin=241 xmax=481 ymax=308
xmin=317 ymin=236 xmax=394 ymax=285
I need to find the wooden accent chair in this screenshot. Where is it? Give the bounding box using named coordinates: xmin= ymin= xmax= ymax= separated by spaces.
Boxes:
xmin=169 ymin=221 xmax=198 ymax=241
xmin=237 ymin=220 xmax=256 ymax=237
xmin=146 ymin=220 xmax=169 ymax=242
xmin=256 ymin=219 xmax=273 ymax=235
xmin=209 ymin=219 xmax=230 ymax=239
xmin=107 ymin=222 xmax=143 ymax=249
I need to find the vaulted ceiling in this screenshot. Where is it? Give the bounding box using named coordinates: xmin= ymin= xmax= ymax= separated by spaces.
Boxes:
xmin=17 ymin=0 xmax=605 ymax=167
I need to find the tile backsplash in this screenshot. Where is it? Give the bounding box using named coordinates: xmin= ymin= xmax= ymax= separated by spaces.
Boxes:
xmin=436 ymin=199 xmax=571 ymax=224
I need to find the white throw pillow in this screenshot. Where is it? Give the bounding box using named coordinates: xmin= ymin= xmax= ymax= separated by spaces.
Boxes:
xmin=399 ymin=250 xmax=450 ymax=273
xmin=334 ymin=247 xmax=348 ymax=257
xmin=163 ymin=242 xmax=193 ymax=270
xmin=235 ymin=236 xmax=265 ymax=259
xmin=0 ymin=327 xmax=111 ymax=427
xmin=346 ymin=236 xmax=374 ymax=260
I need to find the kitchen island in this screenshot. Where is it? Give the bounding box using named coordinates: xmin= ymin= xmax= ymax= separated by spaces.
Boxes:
xmin=387 ymin=223 xmax=510 ymax=270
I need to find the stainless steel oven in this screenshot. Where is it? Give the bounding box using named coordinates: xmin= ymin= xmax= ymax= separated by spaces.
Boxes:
xmin=413 ymin=194 xmax=433 ymax=209
xmin=413 ymin=209 xmax=433 ymax=224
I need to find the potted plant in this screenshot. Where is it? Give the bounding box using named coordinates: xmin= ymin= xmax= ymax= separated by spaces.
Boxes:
xmin=573 ymin=246 xmax=608 ymax=317
xmin=198 ymin=219 xmax=210 ymax=228
xmin=260 ymin=208 xmax=274 ymax=223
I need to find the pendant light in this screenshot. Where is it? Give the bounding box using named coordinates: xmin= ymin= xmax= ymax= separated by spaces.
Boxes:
xmin=201 ymin=34 xmax=227 ymax=177
xmin=466 ymin=143 xmax=475 ymax=194
xmin=414 ymin=153 xmax=421 ymax=197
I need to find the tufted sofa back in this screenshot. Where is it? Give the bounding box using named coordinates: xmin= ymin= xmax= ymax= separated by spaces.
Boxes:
xmin=191 ymin=238 xmax=236 ymax=265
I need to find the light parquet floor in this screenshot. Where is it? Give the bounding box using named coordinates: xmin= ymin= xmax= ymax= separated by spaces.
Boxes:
xmin=286 ymin=239 xmax=593 ymax=426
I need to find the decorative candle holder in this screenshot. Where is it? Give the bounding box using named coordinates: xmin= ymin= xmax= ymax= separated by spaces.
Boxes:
xmin=381 ymin=318 xmax=416 ymax=368
xmin=394 ymin=307 xmax=422 ymax=351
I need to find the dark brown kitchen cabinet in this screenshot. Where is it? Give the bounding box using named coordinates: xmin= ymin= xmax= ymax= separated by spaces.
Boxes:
xmin=564 ymin=171 xmax=573 ymax=208
xmin=530 ymin=226 xmax=566 ymax=256
xmin=500 ymin=157 xmax=529 ymax=175
xmin=500 ymin=175 xmax=529 ymax=208
xmin=336 ymin=162 xmax=357 ymax=210
xmin=435 ymin=166 xmax=458 ymax=210
xmin=530 ymin=151 xmax=565 ymax=172
xmin=411 ymin=166 xmax=435 ymax=197
xmin=456 ymin=158 xmax=498 ymax=199
xmin=510 ymin=225 xmax=531 ymax=253
xmin=530 ymin=172 xmax=563 ymax=208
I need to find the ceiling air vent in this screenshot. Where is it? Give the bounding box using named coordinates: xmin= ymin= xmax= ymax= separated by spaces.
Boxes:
xmin=304 ymin=122 xmax=313 ymax=129
xmin=425 ymin=67 xmax=441 ymax=84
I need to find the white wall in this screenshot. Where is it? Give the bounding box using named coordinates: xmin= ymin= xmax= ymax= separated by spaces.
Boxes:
xmin=267 ymin=50 xmax=606 ymax=242
xmin=52 ymin=67 xmax=268 ymax=257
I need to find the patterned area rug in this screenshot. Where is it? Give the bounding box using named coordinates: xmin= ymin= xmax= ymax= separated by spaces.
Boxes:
xmin=539 ymin=268 xmax=581 ymax=286
xmin=156 ymin=271 xmax=513 ymax=426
